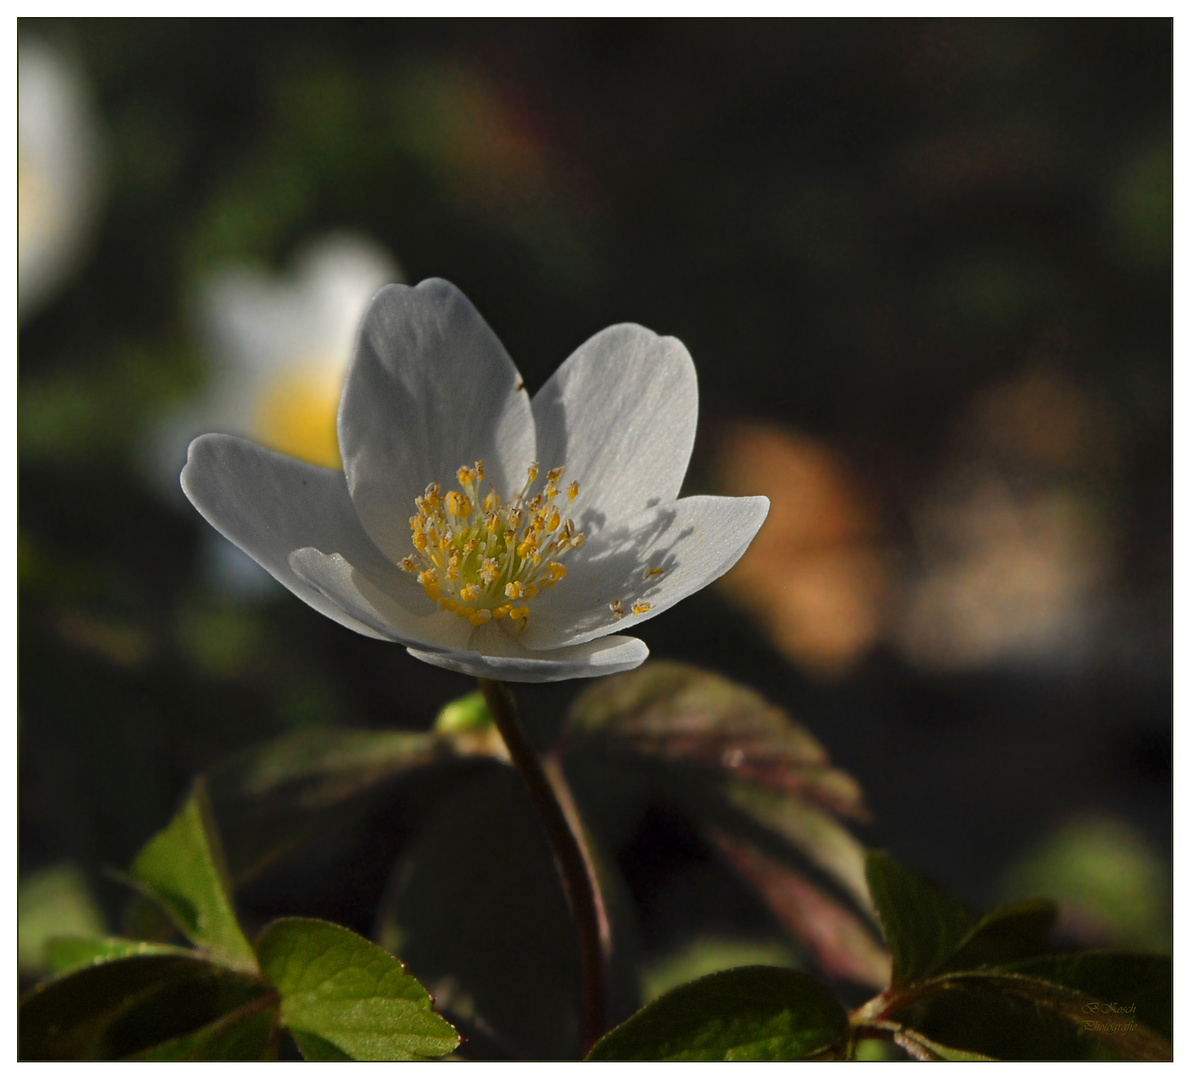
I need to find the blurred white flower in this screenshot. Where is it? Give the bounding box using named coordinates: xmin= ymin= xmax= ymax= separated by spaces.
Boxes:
xmin=182 ymin=280 xmax=769 ymax=682
xmin=158 ymin=233 xmax=400 ymax=596
xmin=18 ymin=38 xmax=102 ymax=322
xmin=174 ymin=233 xmax=401 ymax=475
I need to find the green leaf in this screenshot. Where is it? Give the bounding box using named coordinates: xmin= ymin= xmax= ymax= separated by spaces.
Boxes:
xmin=254 ymin=917 xmax=459 ymax=1061
xmin=45 ymin=935 xmax=194 ymax=977
xmin=129 ymin=778 xmax=257 ymax=973
xmin=996 ymin=952 xmax=1171 ymax=1041
xmin=941 ymin=897 xmax=1058 ymax=973
xmin=205 ymin=727 xmax=458 ymax=885
xmin=18 ymin=863 xmax=106 ymax=976
xmin=722 ymin=783 xmax=872 ymax=913
xmin=561 ymin=661 xmax=876 ymax=982
xmin=18 ymin=953 xmax=273 ymax=1060
xmin=893 ymin=1029 xmax=995 ymax=1061
xmin=890 ymin=971 xmax=1171 ymax=1061
xmin=587 ymin=966 xmax=849 ymax=1061
xmin=433 ymin=689 xmax=493 ymax=734
xmin=565 ymin=662 xmax=866 ymax=819
xmin=128 ymin=996 xmax=280 ymax=1060
xmin=710 ymin=830 xmax=890 ymax=989
xmin=374 ymin=766 xmax=582 ymax=1059
xmin=865 ymin=850 xmax=980 ymax=986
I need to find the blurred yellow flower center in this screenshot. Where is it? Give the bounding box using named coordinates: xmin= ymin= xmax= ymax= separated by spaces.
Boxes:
xmin=254 ymin=366 xmax=344 ymax=470
xmin=401 ymin=460 xmax=585 ymax=628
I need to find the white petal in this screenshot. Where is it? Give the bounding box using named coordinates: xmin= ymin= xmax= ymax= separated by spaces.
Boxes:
xmin=406 ymin=634 xmax=650 ymax=683
xmin=180 ymin=434 xmax=395 ymax=640
xmin=339 ymin=280 xmax=536 ymax=563
xmin=532 ymin=324 xmax=698 ymax=520
xmin=520 ymin=494 xmax=770 ymax=649
xmin=288 ymin=547 xmax=473 ymax=651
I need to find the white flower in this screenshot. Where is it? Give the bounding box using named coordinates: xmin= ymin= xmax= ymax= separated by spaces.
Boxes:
xmin=18 ymin=38 xmax=102 ymax=322
xmin=156 ymin=233 xmax=401 ymax=490
xmin=182 ymin=280 xmax=769 ymax=682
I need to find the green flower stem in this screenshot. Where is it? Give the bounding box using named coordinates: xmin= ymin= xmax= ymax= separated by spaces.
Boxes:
xmin=478 ymin=678 xmax=606 ymax=1056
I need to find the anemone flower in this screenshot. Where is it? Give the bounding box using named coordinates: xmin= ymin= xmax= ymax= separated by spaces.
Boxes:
xmin=160 ymin=233 xmax=401 ymax=486
xmin=182 ymin=280 xmax=768 ymax=682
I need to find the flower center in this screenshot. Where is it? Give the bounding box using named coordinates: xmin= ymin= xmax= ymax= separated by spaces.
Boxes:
xmin=400 ymin=460 xmax=585 ymax=628
xmin=255 ymin=364 xmax=344 ymax=470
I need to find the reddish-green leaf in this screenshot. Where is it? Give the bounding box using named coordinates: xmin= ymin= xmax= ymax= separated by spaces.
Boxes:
xmin=711 ymin=830 xmax=889 ymax=988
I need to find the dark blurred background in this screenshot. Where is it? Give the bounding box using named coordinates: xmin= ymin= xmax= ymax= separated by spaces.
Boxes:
xmin=19 ymin=17 xmax=1171 ymax=992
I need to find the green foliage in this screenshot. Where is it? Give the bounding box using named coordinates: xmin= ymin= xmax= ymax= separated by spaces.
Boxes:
xmin=128 ymin=778 xmax=258 ymax=973
xmin=45 ymin=936 xmax=194 ymax=977
xmin=865 ymin=850 xmax=984 ymax=987
xmin=858 ymin=850 xmax=1172 ymax=1061
xmin=255 ymin=918 xmax=459 ymax=1061
xmin=204 ymin=726 xmax=459 ymax=886
xmin=18 ymin=953 xmax=275 ymax=1061
xmin=562 ymin=662 xmax=887 ymax=989
xmin=18 ymin=778 xmax=457 ymax=1062
xmin=17 ymin=863 xmax=106 ymax=977
xmin=587 ymin=966 xmax=849 ymax=1061
xmin=433 ymin=688 xmax=493 ymax=734
xmin=374 ymin=767 xmax=581 ymax=1060
xmin=18 ymin=668 xmax=1170 ymax=1062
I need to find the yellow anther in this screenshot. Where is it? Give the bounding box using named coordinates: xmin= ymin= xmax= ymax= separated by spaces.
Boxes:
xmin=644 ymin=566 xmax=665 ymax=580
xmin=567 ymin=481 xmax=579 ymax=501
xmin=403 ymin=457 xmax=585 ymax=630
xmin=608 ymin=598 xmax=624 ymax=619
xmin=631 ymin=602 xmax=651 ymax=616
